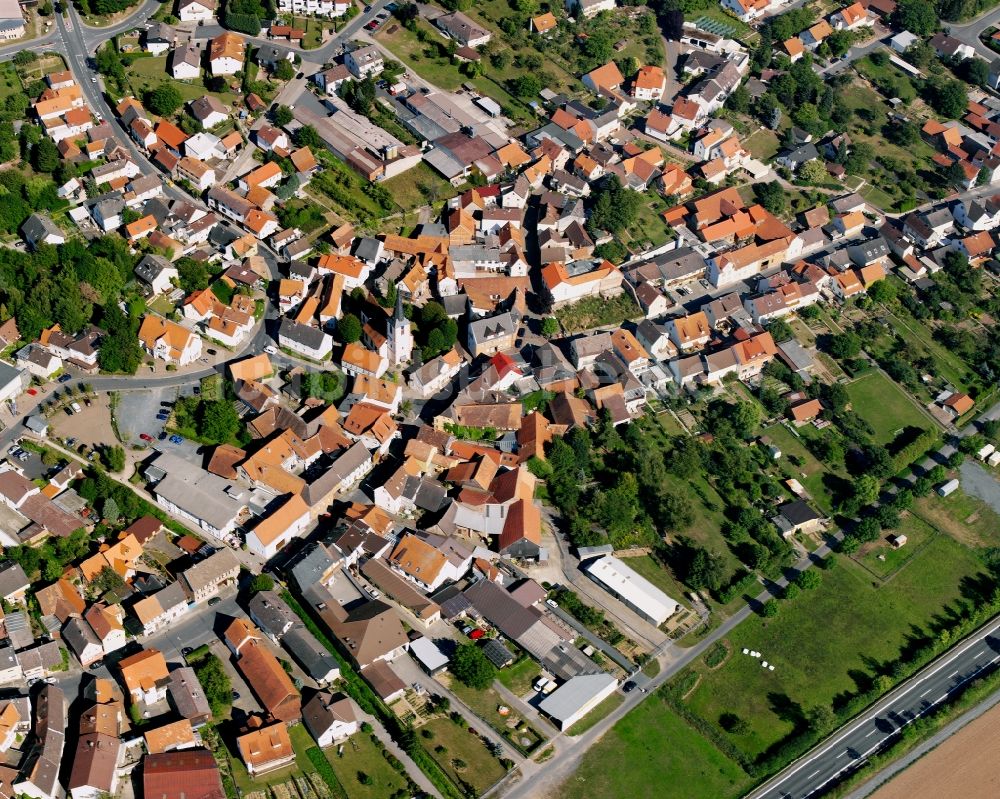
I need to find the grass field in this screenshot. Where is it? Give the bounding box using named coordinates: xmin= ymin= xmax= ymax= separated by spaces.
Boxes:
xmin=326 ymin=731 xmax=409 ymax=799
xmin=380 ymin=161 xmax=458 ymax=214
xmin=421 ymin=717 xmax=508 ymax=794
xmin=557 ymin=700 xmax=753 ymax=799
xmin=846 ymin=371 xmax=931 ymax=445
xmin=496 ymin=656 xmax=540 ymax=697
xmin=0 ymin=61 xmax=22 ymax=105
xmin=763 ymin=423 xmax=839 ymax=512
xmin=555 ymin=293 xmax=641 ymax=333
xmin=125 ymin=56 xmax=239 ymax=109
xmin=446 ymin=677 xmax=547 ymax=755
xmin=853 ymin=511 xmax=936 ymax=580
xmin=744 ymin=129 xmax=780 ymax=161
xmin=566 ymin=694 xmax=625 ymax=736
xmin=913 ymin=488 xmax=1000 ymax=550
xmin=683 ymin=535 xmax=986 ymax=760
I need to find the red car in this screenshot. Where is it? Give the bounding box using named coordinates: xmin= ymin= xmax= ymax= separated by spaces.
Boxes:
xmin=26 ymin=389 xmax=37 ymax=396
xmin=139 ymin=433 xmax=153 ymax=442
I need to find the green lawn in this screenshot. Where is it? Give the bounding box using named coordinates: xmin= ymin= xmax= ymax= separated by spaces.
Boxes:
xmin=763 ymin=423 xmax=839 ymax=513
xmin=420 ymin=717 xmax=508 ymax=794
xmin=557 ymin=700 xmax=753 ymax=799
xmin=845 ymin=371 xmax=931 ymax=445
xmin=913 ymin=488 xmax=1000 ymax=551
xmin=853 ymin=510 xmax=936 ymax=580
xmin=380 ymin=161 xmax=458 ymax=214
xmin=565 ymin=693 xmax=625 ymax=736
xmin=684 ymin=535 xmax=986 ymax=760
xmin=125 ymin=56 xmax=239 ymax=110
xmin=0 ymin=61 xmax=22 ymax=105
xmin=326 ymin=731 xmax=409 ymax=799
xmin=446 ymin=678 xmax=547 ymax=755
xmin=496 ymin=656 xmax=540 ymax=697
xmin=744 ymin=129 xmax=780 ymax=161
xmin=555 ymin=293 xmax=641 ymax=333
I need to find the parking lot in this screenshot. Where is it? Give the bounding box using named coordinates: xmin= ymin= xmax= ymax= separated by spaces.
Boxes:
xmin=116 ymin=387 xmax=184 ymax=445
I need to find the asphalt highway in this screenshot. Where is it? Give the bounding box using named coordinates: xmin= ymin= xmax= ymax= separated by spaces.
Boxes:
xmin=748 ymin=615 xmax=1000 ymax=799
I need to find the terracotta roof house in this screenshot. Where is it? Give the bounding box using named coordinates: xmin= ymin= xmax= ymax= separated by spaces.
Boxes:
xmin=224 ymin=618 xmax=301 ymax=722
xmin=143 ymin=749 xmax=225 ymax=799
xmin=237 ymin=720 xmax=294 ymax=776
xmin=119 ymin=648 xmax=170 ymax=705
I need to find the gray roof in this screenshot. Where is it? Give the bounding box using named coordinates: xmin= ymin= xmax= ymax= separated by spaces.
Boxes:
xmin=468 ymin=311 xmax=516 ymax=347
xmin=288 ymin=542 xmax=338 ymax=590
xmin=151 ymin=454 xmax=245 ymax=532
xmin=62 ymin=617 xmax=101 ymax=661
xmin=0 ymin=562 xmax=28 ymax=599
xmin=279 ymin=318 xmax=329 ymax=351
xmin=539 ymin=673 xmax=617 ymax=724
xmin=167 ymin=666 xmax=212 ymax=723
xmin=135 ymin=254 xmax=174 ymax=285
xmin=248 ymin=590 xmax=298 ymax=639
xmin=282 ymin=625 xmax=340 ymax=681
xmin=182 ymin=548 xmax=240 ymax=595
xmin=21 ymin=213 xmax=63 ymax=245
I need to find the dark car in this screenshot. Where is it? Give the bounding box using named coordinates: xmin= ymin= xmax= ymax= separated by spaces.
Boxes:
xmin=182 ymin=647 xmax=193 ymax=656
xmin=58 ymin=374 xmax=72 ymax=383
xmin=232 ymin=690 xmax=241 ymax=700
xmin=622 ymin=681 xmax=636 ymax=693
xmin=208 ymin=596 xmax=222 ymax=606
xmin=89 ymin=661 xmax=104 ymax=671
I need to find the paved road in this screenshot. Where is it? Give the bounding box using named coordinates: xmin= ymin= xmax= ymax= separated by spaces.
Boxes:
xmin=947 ymin=5 xmax=1000 ymax=60
xmin=747 ymin=616 xmax=1000 ymax=799
xmin=844 ymin=681 xmax=1000 ymax=799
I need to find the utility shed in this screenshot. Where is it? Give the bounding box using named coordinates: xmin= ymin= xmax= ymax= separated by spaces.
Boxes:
xmin=409 ymin=636 xmax=449 ymax=675
xmin=583 ymin=555 xmax=680 ymax=626
xmin=539 ymin=673 xmax=617 ymax=730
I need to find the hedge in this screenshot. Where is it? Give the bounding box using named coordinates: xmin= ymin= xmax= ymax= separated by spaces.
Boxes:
xmin=305 ymin=748 xmax=349 ymax=799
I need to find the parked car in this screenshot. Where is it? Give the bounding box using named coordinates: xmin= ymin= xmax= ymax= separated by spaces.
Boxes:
xmin=58 ymin=374 xmax=72 ymax=383
xmin=158 ymin=432 xmax=168 ymax=441
xmin=208 ymin=596 xmax=222 ymax=606
xmin=169 ymin=434 xmax=183 ymax=444
xmin=264 ymin=345 xmax=278 ymax=355
xmin=71 ymin=402 xmax=82 ymax=414
xmin=26 ymin=389 xmax=37 ymax=396
xmin=622 ymin=681 xmax=636 ymax=693
xmin=139 ymin=433 xmax=153 ymax=442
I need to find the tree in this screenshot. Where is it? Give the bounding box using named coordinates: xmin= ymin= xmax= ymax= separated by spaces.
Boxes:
xmin=725 ymin=84 xmax=750 ymax=114
xmin=587 ymin=176 xmax=641 ymax=235
xmin=32 ymin=138 xmax=59 ymax=174
xmin=451 ymin=642 xmax=496 ymax=689
xmin=893 ymin=0 xmax=937 ymax=35
xmin=146 ymin=84 xmax=183 ymax=117
xmin=795 ymin=570 xmax=821 ymax=591
xmin=338 ymin=313 xmax=361 ymax=343
xmin=296 ymin=125 xmax=322 ymax=149
xmin=925 ymin=77 xmax=969 ymax=119
xmin=765 ymin=318 xmax=794 ymax=343
xmin=511 ymin=74 xmax=542 ymax=98
xmin=250 ymin=574 xmax=274 ymax=593
xmin=827 ymin=331 xmax=861 ymax=359
xmin=760 ymin=599 xmax=779 ymax=617
xmin=200 ymin=400 xmax=241 ymax=443
xmin=960 ymin=57 xmax=990 ymax=89
xmin=273 ymin=104 xmax=293 ymax=126
xmin=176 ymin=257 xmax=211 ymax=294
xmin=100 ymin=445 xmax=125 ymax=472
xmin=274 ymin=59 xmax=295 ymax=81
xmin=193 ymin=654 xmax=232 ymax=718
xmin=867 ymin=279 xmax=897 ymax=304
xmin=753 ymin=182 xmax=787 ymax=216
xmin=541 ymin=317 xmax=559 ymax=337
xmin=798 ymin=160 xmax=828 ymax=184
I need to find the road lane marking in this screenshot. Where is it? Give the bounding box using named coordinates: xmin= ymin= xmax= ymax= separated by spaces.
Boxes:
xmin=808 ymin=770 xmax=820 ymax=778
xmin=921 ymin=688 xmax=932 ymax=696
xmin=865 ymin=729 xmax=878 ymax=738
xmin=937 ymin=694 xmax=948 ymax=702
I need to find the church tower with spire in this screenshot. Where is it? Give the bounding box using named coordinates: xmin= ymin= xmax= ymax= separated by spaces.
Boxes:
xmin=387 ymin=289 xmax=413 ymax=366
